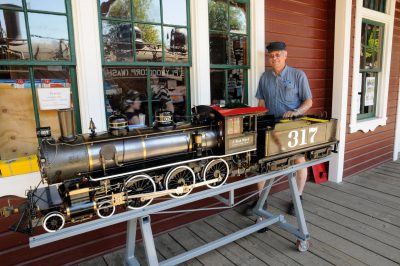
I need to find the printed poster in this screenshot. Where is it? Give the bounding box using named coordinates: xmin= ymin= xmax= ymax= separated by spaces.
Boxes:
xmin=364 ymin=77 xmax=375 ymax=106
xmin=37 ymin=87 xmax=71 ymax=110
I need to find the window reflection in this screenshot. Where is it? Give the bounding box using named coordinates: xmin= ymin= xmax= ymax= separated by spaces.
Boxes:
xmin=0 ymin=1 xmax=22 ymax=7
xmin=29 ymin=13 xmax=70 ymax=61
xmin=104 ymin=67 xmax=148 ymax=125
xmin=103 ymin=21 xmax=133 ymax=62
xmin=365 ymin=23 xmax=382 ymax=70
xmin=151 ymin=67 xmax=187 ymax=122
xmin=163 ymin=27 xmax=188 ymax=63
xmin=208 ymin=0 xmax=228 ymax=31
xmin=135 ymin=23 xmax=162 ymax=62
xmin=363 ymin=0 xmax=386 ymax=13
xmin=0 ymin=9 xmax=28 ymax=60
xmin=133 ymin=0 xmax=160 ymax=23
xmin=209 ymin=32 xmax=228 ymax=64
xmin=100 ymin=0 xmax=131 ymax=19
xmin=230 ymin=35 xmax=247 ymax=65
xmin=163 ymin=0 xmax=186 ymax=26
xmin=227 ymin=68 xmax=244 ymax=103
xmin=229 ymin=2 xmax=246 ymax=34
xmin=26 ymin=0 xmax=65 ymax=13
xmin=0 ymin=66 xmax=37 ymax=159
xmin=210 ymin=69 xmax=225 ymax=105
xmin=103 ymin=67 xmax=188 ymax=127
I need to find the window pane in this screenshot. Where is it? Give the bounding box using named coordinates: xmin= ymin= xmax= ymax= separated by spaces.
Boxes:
xmin=163 ymin=27 xmax=188 ymax=63
xmin=229 ymin=1 xmax=246 ymax=34
xmin=360 ymin=21 xmax=383 ymax=70
xmin=103 ymin=67 xmax=188 ymax=126
xmin=100 ymin=0 xmax=131 ymax=19
xmin=0 ymin=10 xmax=28 ymax=60
xmin=103 ymin=21 xmax=133 ymax=62
xmin=230 ymin=35 xmax=247 ymax=65
xmin=26 ymin=0 xmax=66 ymax=13
xmin=360 ymin=23 xmax=366 ymax=69
xmin=135 ymin=23 xmax=161 ymax=62
xmin=363 ymin=0 xmax=386 ymax=13
xmin=0 ymin=1 xmax=22 ymax=7
xmin=209 ymin=32 xmax=228 ymax=64
xmin=29 ymin=13 xmax=70 ymax=61
xmin=227 ymin=68 xmax=244 ymax=103
xmin=133 ymin=0 xmax=160 ymax=23
xmin=103 ymin=66 xmax=148 ymax=126
xmin=358 ymin=71 xmax=377 ymax=118
xmin=210 ymin=69 xmax=225 ymax=105
xmin=33 ymin=66 xmax=71 ymax=140
xmin=209 ymin=0 xmax=228 ymax=31
xmin=150 ymin=67 xmax=187 ymax=123
xmin=0 ymin=66 xmax=37 ymax=159
xmin=162 ymin=0 xmax=186 ymax=26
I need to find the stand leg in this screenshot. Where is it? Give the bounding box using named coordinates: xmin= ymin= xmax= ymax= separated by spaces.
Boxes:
xmin=255 ymin=178 xmax=274 ymax=211
xmin=125 ymin=219 xmax=140 ymax=266
xmin=288 ymin=172 xmax=309 ymax=239
xmin=140 ymin=215 xmax=159 ymax=266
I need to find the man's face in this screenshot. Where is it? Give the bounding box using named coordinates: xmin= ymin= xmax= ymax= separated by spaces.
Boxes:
xmin=268 ymin=50 xmax=287 ymax=71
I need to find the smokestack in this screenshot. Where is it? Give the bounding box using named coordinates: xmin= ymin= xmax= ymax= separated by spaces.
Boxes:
xmin=58 ymin=108 xmax=76 ymax=142
xmin=0 ymin=4 xmax=23 ymax=44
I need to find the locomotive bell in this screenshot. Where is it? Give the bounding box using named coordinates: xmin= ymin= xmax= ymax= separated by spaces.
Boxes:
xmin=108 ymin=112 xmax=129 ymax=136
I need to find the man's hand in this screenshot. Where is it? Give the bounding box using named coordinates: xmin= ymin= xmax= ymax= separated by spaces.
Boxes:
xmin=283 ymin=110 xmax=301 ymax=118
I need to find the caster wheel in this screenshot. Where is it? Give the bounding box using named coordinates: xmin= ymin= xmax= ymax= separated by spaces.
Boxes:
xmin=296 ymin=239 xmax=309 ymax=252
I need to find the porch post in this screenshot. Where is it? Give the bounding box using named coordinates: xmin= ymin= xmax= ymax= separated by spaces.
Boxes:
xmin=189 ymin=0 xmax=211 ymax=105
xmin=329 ymin=0 xmax=352 ymax=183
xmin=394 ymin=79 xmax=400 ymax=160
xmin=71 ymin=0 xmax=106 ymax=132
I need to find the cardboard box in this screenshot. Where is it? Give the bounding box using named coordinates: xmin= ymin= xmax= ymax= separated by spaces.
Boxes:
xmin=0 ymin=155 xmax=39 ymax=177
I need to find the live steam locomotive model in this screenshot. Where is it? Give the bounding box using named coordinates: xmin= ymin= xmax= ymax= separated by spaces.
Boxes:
xmin=1 ymin=105 xmax=338 ymax=234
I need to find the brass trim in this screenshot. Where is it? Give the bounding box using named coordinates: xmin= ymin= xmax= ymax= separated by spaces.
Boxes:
xmin=93 ymin=201 xmax=97 ymax=211
xmin=265 ymin=132 xmax=269 ymax=157
xmin=109 ymin=121 xmax=128 ymax=128
xmin=188 ymin=134 xmax=193 ymax=152
xmin=68 ymin=187 xmax=90 ymax=196
xmin=66 ymin=208 xmax=70 ymax=218
xmin=141 ymin=137 xmax=147 ymax=159
xmin=86 ymin=143 xmax=93 ymax=172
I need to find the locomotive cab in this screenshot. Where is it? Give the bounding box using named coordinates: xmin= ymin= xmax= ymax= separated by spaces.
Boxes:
xmin=211 ymin=105 xmax=267 ymax=155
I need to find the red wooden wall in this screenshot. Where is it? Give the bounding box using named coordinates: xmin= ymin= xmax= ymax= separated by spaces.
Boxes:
xmin=265 ymin=0 xmax=335 ymax=117
xmin=343 ymin=0 xmax=400 ymax=177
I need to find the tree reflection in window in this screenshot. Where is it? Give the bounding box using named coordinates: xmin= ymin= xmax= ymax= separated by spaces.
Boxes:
xmin=100 ymin=0 xmax=189 ymax=63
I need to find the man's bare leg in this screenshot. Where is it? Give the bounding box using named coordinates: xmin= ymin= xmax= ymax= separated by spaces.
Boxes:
xmin=294 ymin=156 xmax=307 ymax=195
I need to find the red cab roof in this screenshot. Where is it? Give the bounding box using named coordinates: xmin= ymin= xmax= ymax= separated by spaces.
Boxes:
xmin=211 ymin=105 xmax=268 ymax=117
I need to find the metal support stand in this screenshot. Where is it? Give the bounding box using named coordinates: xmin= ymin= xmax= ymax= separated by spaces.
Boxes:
xmin=125 ymin=219 xmax=140 ymax=266
xmin=30 ymin=156 xmax=331 ymax=265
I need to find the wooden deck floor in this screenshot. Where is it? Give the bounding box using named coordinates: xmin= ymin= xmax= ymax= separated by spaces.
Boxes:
xmin=78 ymin=160 xmax=400 ymax=266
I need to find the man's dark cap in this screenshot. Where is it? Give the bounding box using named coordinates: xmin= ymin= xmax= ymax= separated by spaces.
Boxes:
xmin=266 ymin=42 xmax=286 ymax=53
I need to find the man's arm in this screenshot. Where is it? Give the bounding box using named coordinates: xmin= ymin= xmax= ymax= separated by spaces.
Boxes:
xmin=282 ymin=98 xmax=312 ymax=118
xmin=258 ymin=99 xmax=265 ymax=107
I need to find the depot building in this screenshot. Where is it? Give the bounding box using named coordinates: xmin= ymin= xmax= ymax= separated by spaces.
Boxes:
xmin=1 ymin=0 xmax=400 ymax=264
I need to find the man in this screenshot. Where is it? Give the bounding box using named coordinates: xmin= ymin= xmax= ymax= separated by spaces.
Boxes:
xmin=252 ymin=41 xmax=313 ymax=216
xmin=151 ymin=76 xmax=174 ymax=114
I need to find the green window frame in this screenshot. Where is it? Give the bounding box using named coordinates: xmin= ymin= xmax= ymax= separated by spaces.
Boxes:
xmin=208 ymin=0 xmax=250 ymax=106
xmin=98 ymin=0 xmax=192 ymax=126
xmin=0 ymin=0 xmax=81 ymax=138
xmin=357 ymin=19 xmax=384 ymax=120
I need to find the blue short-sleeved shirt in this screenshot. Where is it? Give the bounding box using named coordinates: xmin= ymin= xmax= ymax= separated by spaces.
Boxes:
xmin=255 ymin=65 xmax=312 ymax=118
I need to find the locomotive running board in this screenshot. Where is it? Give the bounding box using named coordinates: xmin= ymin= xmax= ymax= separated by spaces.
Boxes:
xmin=30 ymin=156 xmax=333 ymax=266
